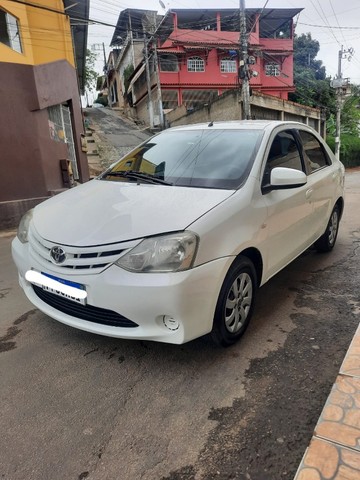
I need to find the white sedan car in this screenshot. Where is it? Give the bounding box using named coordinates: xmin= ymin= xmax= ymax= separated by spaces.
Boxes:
xmin=12 ymin=121 xmax=345 ymax=346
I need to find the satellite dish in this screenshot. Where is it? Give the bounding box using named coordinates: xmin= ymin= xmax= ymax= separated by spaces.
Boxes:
xmin=159 ymin=0 xmax=166 ymax=9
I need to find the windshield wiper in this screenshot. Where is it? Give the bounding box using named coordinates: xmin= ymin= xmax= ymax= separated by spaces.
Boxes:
xmin=102 ymin=170 xmax=172 ymax=185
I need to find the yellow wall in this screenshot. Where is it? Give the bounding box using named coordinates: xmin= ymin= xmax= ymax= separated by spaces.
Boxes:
xmin=0 ymin=0 xmax=74 ymax=66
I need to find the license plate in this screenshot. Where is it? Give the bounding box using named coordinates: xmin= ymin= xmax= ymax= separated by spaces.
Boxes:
xmin=25 ymin=270 xmax=87 ymax=305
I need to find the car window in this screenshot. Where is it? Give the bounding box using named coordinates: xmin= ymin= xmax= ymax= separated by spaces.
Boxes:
xmin=263 ymin=130 xmax=303 ymax=185
xmin=102 ymin=129 xmax=262 ymax=189
xmin=298 ymin=130 xmax=330 ymax=173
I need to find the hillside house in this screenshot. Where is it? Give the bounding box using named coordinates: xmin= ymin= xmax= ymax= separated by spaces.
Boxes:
xmin=109 ymin=8 xmax=302 ymax=125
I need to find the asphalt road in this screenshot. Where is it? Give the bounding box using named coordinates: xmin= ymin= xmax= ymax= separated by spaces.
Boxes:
xmin=1 ymin=171 xmax=359 ymax=480
xmin=84 ymin=108 xmax=151 ymax=170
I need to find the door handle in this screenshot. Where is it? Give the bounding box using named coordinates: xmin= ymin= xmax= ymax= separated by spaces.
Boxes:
xmin=306 ymin=189 xmax=313 ymax=199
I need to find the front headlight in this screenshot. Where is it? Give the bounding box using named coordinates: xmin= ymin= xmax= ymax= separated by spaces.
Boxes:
xmin=116 ymin=231 xmax=198 ymax=273
xmin=17 ymin=209 xmax=34 ymax=244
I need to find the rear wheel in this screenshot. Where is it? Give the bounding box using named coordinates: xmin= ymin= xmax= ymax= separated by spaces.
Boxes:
xmin=315 ymin=205 xmax=340 ymax=252
xmin=211 ymin=256 xmax=257 ymax=347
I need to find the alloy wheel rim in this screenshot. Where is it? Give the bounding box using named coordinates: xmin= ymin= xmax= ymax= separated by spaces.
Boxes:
xmin=225 ymin=272 xmax=253 ymax=333
xmin=328 ymin=210 xmax=339 ymax=245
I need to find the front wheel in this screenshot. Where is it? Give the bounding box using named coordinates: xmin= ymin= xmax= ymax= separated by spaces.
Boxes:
xmin=211 ymin=256 xmax=257 ymax=347
xmin=314 ymin=205 xmax=340 ymax=253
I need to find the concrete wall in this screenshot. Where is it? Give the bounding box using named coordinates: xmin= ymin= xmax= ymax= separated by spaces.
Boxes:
xmin=166 ymin=89 xmax=324 ymax=134
xmin=0 ymin=60 xmax=89 ymax=228
xmin=136 ymin=86 xmax=162 ymax=127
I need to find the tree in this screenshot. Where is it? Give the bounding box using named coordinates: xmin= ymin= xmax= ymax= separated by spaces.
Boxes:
xmin=340 ymin=84 xmax=360 ymax=135
xmin=84 ymin=49 xmax=99 ymax=92
xmin=289 ymin=33 xmax=336 ymax=117
xmin=292 ymin=33 xmax=326 ymax=80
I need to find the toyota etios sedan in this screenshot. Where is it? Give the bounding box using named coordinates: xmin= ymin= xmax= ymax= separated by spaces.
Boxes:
xmin=12 ymin=121 xmax=345 ymax=346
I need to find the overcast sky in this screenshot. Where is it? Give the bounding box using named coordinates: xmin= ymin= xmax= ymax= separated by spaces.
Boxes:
xmin=88 ymin=0 xmax=360 ymax=83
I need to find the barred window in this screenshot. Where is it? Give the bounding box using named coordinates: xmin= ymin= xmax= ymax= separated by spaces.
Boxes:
xmin=265 ymin=63 xmax=280 ymax=76
xmin=220 ymin=58 xmax=237 ymax=73
xmin=187 ymin=56 xmax=205 ymax=72
xmin=0 ymin=9 xmax=22 ymax=53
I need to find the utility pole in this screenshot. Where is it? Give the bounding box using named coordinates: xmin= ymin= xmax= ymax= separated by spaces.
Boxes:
xmin=332 ymin=45 xmax=353 ymax=161
xmin=103 ymin=42 xmax=112 ymax=108
xmin=146 ymin=11 xmax=165 ymax=129
xmin=144 ymin=34 xmax=154 ymax=129
xmin=239 ymin=0 xmax=251 ymax=119
xmin=91 ymin=43 xmax=112 ymax=107
xmin=153 ymin=42 xmax=165 ymax=129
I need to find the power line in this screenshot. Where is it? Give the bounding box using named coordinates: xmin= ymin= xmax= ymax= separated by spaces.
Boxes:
xmin=7 ymin=0 xmax=118 ymax=28
xmin=299 ymin=22 xmax=360 ymax=30
xmin=313 ymin=0 xmax=340 ymax=46
xmin=329 ymin=0 xmax=347 ymax=47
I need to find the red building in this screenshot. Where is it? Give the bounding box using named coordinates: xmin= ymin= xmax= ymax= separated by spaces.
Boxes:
xmin=155 ymin=8 xmax=302 ymax=110
xmin=110 ymin=8 xmax=303 ymax=125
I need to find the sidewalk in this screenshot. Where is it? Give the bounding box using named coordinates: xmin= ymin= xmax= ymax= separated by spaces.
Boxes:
xmin=294 ymin=323 xmax=360 ymax=479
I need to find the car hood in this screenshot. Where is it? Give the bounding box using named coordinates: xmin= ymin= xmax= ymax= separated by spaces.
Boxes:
xmin=33 ymin=179 xmax=233 ymax=246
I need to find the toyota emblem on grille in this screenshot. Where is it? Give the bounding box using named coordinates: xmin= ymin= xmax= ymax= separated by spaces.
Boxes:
xmin=50 ymin=246 xmax=67 ymax=264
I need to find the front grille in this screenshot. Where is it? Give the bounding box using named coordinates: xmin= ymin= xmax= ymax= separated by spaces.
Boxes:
xmin=28 ymin=224 xmax=140 ymax=275
xmin=33 ymin=285 xmax=138 ymax=328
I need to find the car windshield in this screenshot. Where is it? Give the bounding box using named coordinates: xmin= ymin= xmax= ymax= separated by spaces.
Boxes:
xmin=101 ymin=128 xmax=262 ymax=189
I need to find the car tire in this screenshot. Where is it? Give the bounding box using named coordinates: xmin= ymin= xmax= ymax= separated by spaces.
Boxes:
xmin=314 ymin=204 xmax=340 ymax=253
xmin=211 ymin=256 xmax=257 ymax=347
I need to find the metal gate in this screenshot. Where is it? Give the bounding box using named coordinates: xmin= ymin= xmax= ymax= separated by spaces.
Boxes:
xmin=48 ymin=104 xmax=79 ymax=179
xmin=61 ymin=105 xmax=79 ymax=179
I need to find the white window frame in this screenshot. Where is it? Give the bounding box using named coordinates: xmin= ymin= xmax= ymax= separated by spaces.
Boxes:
xmin=187 ymin=56 xmax=205 ymax=73
xmin=265 ymin=62 xmax=280 ymax=76
xmin=220 ymin=58 xmax=237 ymax=73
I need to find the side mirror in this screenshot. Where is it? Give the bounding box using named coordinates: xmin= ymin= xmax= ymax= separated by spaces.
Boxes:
xmin=262 ymin=167 xmax=307 ymax=193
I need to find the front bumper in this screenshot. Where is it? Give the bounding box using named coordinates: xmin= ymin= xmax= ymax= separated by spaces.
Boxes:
xmin=12 ymin=237 xmax=233 ymax=344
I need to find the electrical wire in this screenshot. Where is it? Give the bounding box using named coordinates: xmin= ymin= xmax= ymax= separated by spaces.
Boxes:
xmin=4 ymin=0 xmax=350 ymax=104
xmin=311 ymin=0 xmax=340 ymax=46
xmin=329 ymin=0 xmax=347 ymax=47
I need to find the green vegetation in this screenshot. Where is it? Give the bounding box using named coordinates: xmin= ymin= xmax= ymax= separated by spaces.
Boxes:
xmin=95 ymin=94 xmax=108 ymax=106
xmin=123 ymin=64 xmax=135 ymax=94
xmin=290 ymin=33 xmax=360 ymax=167
xmin=289 ymin=33 xmax=336 ymax=117
xmin=327 ymin=135 xmax=360 ymax=168
xmin=327 ymin=85 xmax=360 ymax=167
xmin=84 ymin=49 xmax=99 ymax=91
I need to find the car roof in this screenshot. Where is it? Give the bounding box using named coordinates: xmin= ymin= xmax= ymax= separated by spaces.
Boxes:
xmin=167 ymin=120 xmax=313 ymax=133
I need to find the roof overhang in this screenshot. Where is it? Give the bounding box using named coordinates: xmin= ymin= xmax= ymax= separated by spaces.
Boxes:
xmin=63 ymin=0 xmax=89 ymax=95
xmin=111 ymin=9 xmax=160 ymax=46
xmin=157 ymin=8 xmax=303 ymax=43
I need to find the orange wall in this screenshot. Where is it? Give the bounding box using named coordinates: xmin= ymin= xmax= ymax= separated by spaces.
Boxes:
xmin=0 ymin=0 xmax=74 ymax=66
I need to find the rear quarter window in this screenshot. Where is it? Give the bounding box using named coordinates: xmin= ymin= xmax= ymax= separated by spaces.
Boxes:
xmin=299 ymin=130 xmax=330 ymax=174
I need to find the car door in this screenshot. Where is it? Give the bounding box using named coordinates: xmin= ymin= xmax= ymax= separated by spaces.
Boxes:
xmin=261 ymin=129 xmax=313 ymax=280
xmin=296 ymin=129 xmax=339 ymax=242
